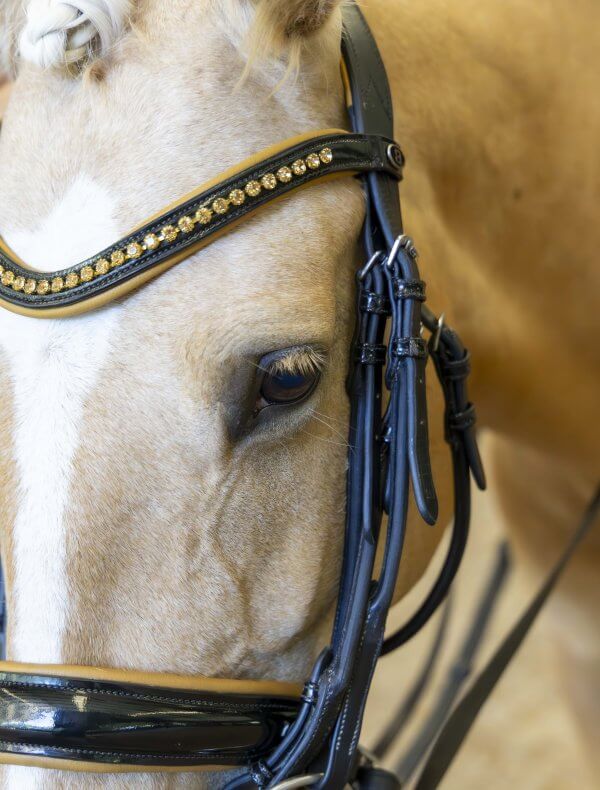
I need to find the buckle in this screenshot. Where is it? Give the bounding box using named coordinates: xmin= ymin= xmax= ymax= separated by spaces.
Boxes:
xmin=386 ymin=234 xmax=419 ymax=267
xmin=358 ymin=251 xmax=386 ymax=281
xmin=428 ymin=313 xmax=445 ymax=353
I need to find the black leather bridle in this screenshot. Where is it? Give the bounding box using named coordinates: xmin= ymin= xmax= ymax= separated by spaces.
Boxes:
xmin=1 ymin=2 xmax=596 ymax=788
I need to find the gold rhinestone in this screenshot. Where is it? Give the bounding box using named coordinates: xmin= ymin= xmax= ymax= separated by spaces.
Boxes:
xmin=1 ymin=270 xmax=15 ymax=287
xmin=245 ymin=180 xmax=262 ymax=197
xmin=12 ymin=276 xmax=26 ymax=292
xmin=229 ymin=189 xmax=245 ymax=206
xmin=195 ymin=207 xmax=213 ymax=225
xmin=144 ymin=233 xmax=160 ymax=250
xmin=261 ymin=173 xmax=277 ymax=190
xmin=306 ymin=153 xmax=321 ymax=170
xmin=24 ymin=278 xmax=37 ymax=294
xmin=36 ymin=280 xmax=50 ymax=295
xmin=291 ymin=159 xmax=307 ymax=176
xmin=178 ymin=216 xmax=195 ymax=233
xmin=212 ymin=198 xmax=229 ymax=215
xmin=319 ymin=147 xmax=333 ymax=164
xmin=80 ymin=266 xmax=94 ymax=283
xmin=95 ymin=258 xmax=110 ymax=275
xmin=126 ymin=243 xmax=143 ymax=259
xmin=51 ymin=277 xmax=64 ymax=293
xmin=65 ymin=272 xmax=80 ymax=288
xmin=277 ymin=166 xmax=293 ymax=183
xmin=111 ymin=250 xmax=126 ymax=267
xmin=162 ymin=225 xmax=179 ymax=243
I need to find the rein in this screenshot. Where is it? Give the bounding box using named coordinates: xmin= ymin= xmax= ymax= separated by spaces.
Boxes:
xmin=1 ymin=2 xmax=595 ymax=788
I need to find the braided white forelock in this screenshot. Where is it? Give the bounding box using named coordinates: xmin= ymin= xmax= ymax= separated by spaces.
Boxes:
xmin=19 ymin=0 xmax=131 ymax=69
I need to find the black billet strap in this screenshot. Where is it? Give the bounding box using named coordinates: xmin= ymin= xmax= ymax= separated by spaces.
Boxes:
xmin=0 ymin=671 xmax=299 ymax=768
xmin=0 ymin=132 xmax=402 ymax=312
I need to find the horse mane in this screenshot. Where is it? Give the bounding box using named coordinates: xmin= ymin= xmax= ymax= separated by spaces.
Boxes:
xmin=19 ymin=0 xmax=131 ymax=69
xmin=16 ymin=1 xmax=344 ymax=76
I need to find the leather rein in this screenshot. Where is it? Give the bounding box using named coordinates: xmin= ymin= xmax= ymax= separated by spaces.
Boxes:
xmin=4 ymin=3 xmax=591 ymax=789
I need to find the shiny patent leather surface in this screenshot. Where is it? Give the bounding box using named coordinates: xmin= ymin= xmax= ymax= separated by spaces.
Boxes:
xmin=0 ymin=670 xmax=298 ymax=766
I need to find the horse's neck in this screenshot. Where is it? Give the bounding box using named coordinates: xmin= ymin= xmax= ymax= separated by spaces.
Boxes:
xmin=371 ymin=0 xmax=598 ymax=471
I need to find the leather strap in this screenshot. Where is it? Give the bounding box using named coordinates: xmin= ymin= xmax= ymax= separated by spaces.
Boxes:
xmin=413 ymin=486 xmax=600 ymax=789
xmin=224 ymin=4 xmax=483 ymax=788
xmin=0 ymin=669 xmax=299 ymax=769
xmin=0 ymin=131 xmax=401 ymax=318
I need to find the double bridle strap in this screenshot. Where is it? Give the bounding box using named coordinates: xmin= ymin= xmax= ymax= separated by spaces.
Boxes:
xmin=0 ymin=2 xmax=486 ymax=787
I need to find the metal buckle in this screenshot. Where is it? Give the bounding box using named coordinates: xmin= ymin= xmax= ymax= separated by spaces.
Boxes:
xmin=429 ymin=312 xmax=445 ymax=353
xmin=386 ymin=234 xmax=418 ymax=268
xmin=270 ymin=774 xmax=324 ymax=789
xmin=358 ymin=251 xmax=386 ymax=281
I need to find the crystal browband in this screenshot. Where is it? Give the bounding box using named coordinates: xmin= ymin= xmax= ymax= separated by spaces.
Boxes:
xmin=0 ymin=130 xmax=403 ymax=318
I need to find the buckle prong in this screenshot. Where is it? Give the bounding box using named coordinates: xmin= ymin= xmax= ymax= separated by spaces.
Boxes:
xmin=430 ymin=313 xmax=445 ymax=353
xmin=358 ymin=251 xmax=385 ymax=281
xmin=386 ymin=234 xmax=418 ymax=268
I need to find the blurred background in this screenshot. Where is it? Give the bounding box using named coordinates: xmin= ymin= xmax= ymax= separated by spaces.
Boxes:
xmin=363 ymin=432 xmax=597 ymax=789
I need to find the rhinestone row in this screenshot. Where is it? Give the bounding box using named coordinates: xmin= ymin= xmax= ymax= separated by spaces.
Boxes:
xmin=0 ymin=147 xmax=334 ymax=298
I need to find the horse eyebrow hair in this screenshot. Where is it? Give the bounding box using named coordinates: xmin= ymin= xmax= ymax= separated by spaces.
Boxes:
xmin=268 ymin=346 xmax=328 ymax=376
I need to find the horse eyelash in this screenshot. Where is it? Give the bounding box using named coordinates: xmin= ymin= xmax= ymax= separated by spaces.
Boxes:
xmin=267 ymin=347 xmax=327 ymax=377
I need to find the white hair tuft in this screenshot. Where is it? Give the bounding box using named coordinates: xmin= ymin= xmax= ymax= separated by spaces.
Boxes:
xmin=19 ymin=0 xmax=131 ymax=69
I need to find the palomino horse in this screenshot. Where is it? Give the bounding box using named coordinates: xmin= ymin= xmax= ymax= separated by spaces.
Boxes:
xmin=0 ymin=0 xmax=598 ymax=787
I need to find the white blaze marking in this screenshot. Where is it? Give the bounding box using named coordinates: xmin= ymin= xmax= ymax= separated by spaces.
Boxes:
xmin=0 ymin=175 xmax=121 ymax=663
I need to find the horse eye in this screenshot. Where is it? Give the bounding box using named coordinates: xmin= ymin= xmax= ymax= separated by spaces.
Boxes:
xmin=258 ymin=368 xmax=320 ymax=409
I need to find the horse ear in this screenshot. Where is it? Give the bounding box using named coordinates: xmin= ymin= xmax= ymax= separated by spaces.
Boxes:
xmin=255 ymin=0 xmax=343 ymax=40
xmin=0 ymin=1 xmax=26 ymax=77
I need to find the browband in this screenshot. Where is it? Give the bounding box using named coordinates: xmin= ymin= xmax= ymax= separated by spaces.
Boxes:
xmin=0 ymin=662 xmax=301 ymax=772
xmin=0 ymin=130 xmax=403 ymax=318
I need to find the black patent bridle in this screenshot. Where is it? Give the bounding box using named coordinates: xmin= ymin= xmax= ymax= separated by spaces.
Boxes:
xmin=0 ymin=3 xmax=597 ymax=788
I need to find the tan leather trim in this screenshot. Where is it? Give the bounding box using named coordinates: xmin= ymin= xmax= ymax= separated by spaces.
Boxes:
xmin=0 ymin=754 xmax=231 ymax=774
xmin=0 ymin=661 xmax=302 ymax=698
xmin=0 ymin=168 xmax=358 ymax=319
xmin=340 ymin=59 xmax=353 ymax=113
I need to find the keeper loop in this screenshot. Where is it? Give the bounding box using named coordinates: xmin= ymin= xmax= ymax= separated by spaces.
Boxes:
xmin=301 ymin=681 xmax=319 ymax=705
xmin=441 ymin=352 xmax=471 ymax=381
xmin=391 ymin=337 xmax=428 ymax=359
xmin=393 ymin=278 xmax=426 ymax=301
xmin=360 ymin=291 xmax=390 ymax=314
xmin=250 ymin=760 xmax=274 ymax=787
xmin=355 ymin=343 xmax=387 ymax=365
xmin=448 ymin=403 xmax=477 ymax=432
